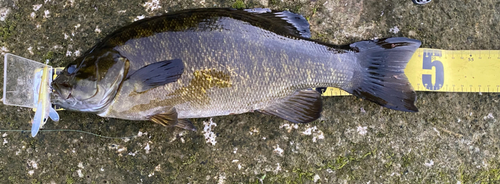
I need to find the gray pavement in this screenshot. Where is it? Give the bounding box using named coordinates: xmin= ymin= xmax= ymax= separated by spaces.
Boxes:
xmin=0 ymin=0 xmax=499 ymax=183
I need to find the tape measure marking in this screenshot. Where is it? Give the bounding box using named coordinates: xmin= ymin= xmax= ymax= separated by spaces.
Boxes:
xmin=322 ymin=48 xmax=500 ymax=96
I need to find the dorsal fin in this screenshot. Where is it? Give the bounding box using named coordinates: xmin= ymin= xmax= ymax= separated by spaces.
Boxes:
xmin=243 ymin=8 xmax=311 ymax=38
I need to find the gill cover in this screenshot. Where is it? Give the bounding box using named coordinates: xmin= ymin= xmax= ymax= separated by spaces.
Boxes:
xmin=52 ymin=50 xmax=129 ymax=112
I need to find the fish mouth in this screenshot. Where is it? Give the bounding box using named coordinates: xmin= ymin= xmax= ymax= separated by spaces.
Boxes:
xmin=51 ymin=82 xmax=78 ymax=110
xmin=51 ymin=82 xmax=61 ymax=96
xmin=51 ymin=82 xmax=71 ymax=100
xmin=51 ymin=82 xmax=62 ymax=97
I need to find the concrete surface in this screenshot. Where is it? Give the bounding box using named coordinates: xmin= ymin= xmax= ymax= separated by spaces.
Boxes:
xmin=0 ymin=0 xmax=499 ymax=183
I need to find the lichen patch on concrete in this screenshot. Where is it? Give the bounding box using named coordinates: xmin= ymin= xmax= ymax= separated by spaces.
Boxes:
xmin=0 ymin=7 xmax=10 ymax=21
xmin=143 ymin=0 xmax=162 ymax=12
xmin=302 ymin=125 xmax=325 ymax=142
xmin=203 ymin=118 xmax=217 ymax=145
xmin=273 ymin=144 xmax=284 ymax=156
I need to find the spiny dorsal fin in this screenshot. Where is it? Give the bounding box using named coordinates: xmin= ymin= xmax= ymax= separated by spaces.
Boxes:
xmin=150 ymin=108 xmax=197 ymax=131
xmin=259 ymin=89 xmax=322 ymax=123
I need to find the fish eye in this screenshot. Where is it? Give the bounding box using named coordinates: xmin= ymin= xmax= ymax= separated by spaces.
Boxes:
xmin=67 ymin=65 xmax=77 ymax=74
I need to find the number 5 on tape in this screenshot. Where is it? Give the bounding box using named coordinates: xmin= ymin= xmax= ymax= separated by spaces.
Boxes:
xmin=405 ymin=48 xmax=500 ymax=93
xmin=422 ymin=50 xmax=444 ymax=90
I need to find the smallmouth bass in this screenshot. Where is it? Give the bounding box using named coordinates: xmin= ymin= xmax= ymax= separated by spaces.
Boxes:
xmin=51 ymin=8 xmax=420 ymax=130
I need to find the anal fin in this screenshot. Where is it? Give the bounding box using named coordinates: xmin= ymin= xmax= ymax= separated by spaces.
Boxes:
xmin=150 ymin=108 xmax=197 ymax=131
xmin=260 ymin=89 xmax=322 ymax=124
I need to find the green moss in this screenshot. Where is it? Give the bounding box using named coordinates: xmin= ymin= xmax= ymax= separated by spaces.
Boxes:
xmin=182 ymin=154 xmax=197 ymax=165
xmin=334 ymin=156 xmax=350 ymax=170
xmin=437 ymin=171 xmax=451 ymax=183
xmin=306 ymin=7 xmax=318 ymax=21
xmin=458 ymin=164 xmax=469 ymax=183
xmin=169 ymin=153 xmax=199 ymax=180
xmin=311 ymin=33 xmax=329 ymax=42
xmin=384 ymin=152 xmax=395 ymax=168
xmin=476 ymin=168 xmax=500 ymax=183
xmin=324 ymin=149 xmax=376 ymax=171
xmin=292 ymin=168 xmax=315 ymax=182
xmin=66 ymin=176 xmax=74 ymax=184
xmin=290 ymin=4 xmax=302 ymax=13
xmin=457 ymin=161 xmax=500 ymax=183
xmin=269 ymin=0 xmax=279 ymax=5
xmin=232 ymin=0 xmax=246 ymax=9
xmin=401 ymin=153 xmax=415 ymax=168
xmin=0 ymin=20 xmax=17 ymax=41
xmin=43 ymin=51 xmax=55 ymax=61
xmin=1 ymin=28 xmax=9 ymax=40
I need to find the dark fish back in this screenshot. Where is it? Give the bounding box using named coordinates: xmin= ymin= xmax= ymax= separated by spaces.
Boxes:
xmin=89 ymin=8 xmax=314 ymax=54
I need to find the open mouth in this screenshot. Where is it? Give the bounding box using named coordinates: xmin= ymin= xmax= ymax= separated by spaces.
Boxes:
xmin=51 ymin=82 xmax=72 ymax=100
xmin=51 ymin=82 xmax=61 ymax=96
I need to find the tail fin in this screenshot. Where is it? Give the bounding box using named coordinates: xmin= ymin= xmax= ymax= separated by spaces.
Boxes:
xmin=346 ymin=37 xmax=421 ymax=112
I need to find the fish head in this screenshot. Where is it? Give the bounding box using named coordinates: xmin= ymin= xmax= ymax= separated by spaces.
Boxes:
xmin=52 ymin=50 xmax=128 ymax=112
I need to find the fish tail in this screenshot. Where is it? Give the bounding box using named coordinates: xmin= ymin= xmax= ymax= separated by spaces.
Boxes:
xmin=346 ymin=37 xmax=421 ymax=112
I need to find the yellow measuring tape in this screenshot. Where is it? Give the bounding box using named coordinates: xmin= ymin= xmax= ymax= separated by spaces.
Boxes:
xmin=322 ymin=48 xmax=500 ymax=96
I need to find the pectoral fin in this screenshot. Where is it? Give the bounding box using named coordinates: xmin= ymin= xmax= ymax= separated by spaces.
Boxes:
xmin=127 ymin=59 xmax=184 ymax=93
xmin=259 ymin=89 xmax=322 ymax=124
xmin=149 ymin=108 xmax=197 ymax=131
xmin=174 ymin=119 xmax=197 ymax=131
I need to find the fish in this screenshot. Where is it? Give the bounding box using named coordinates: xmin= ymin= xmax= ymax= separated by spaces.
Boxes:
xmin=51 ymin=8 xmax=420 ymax=131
